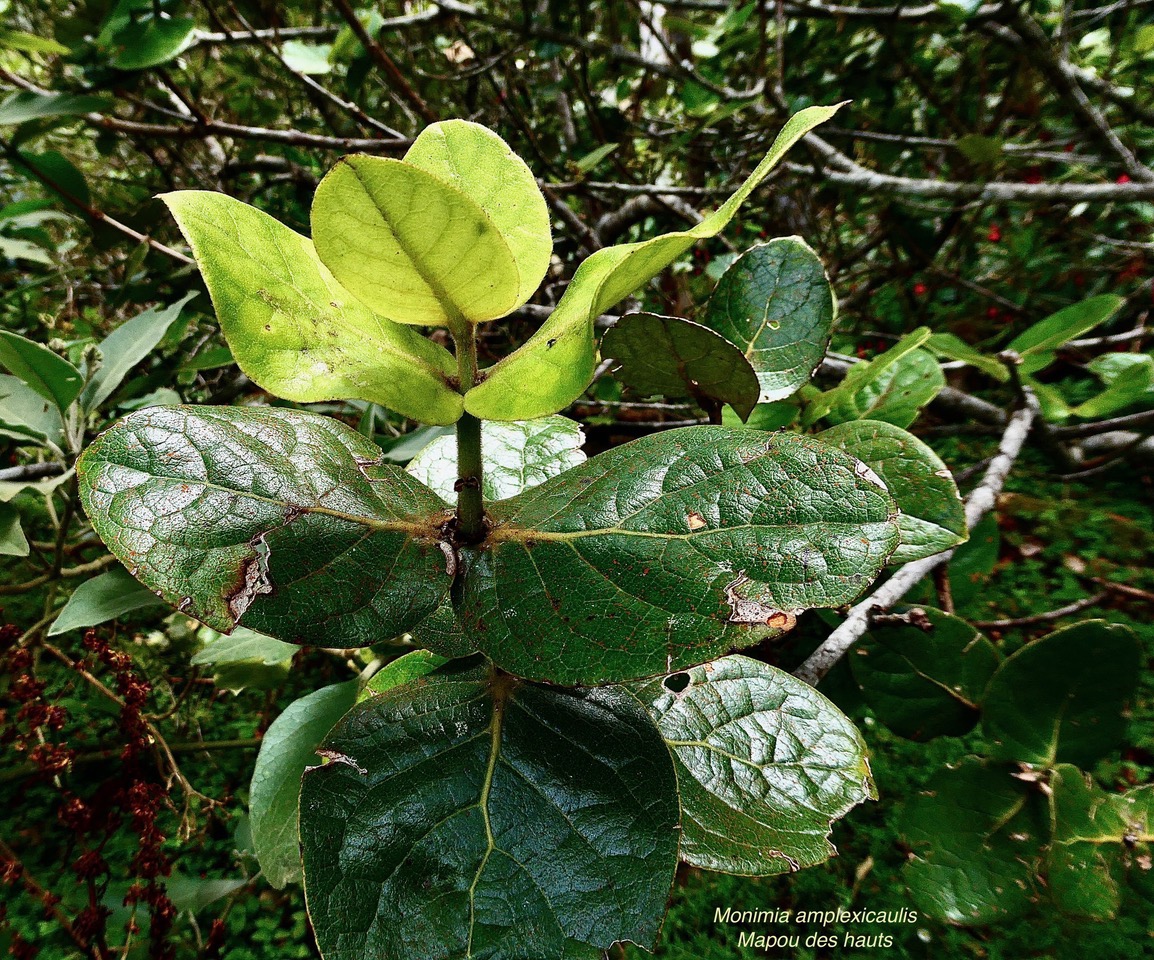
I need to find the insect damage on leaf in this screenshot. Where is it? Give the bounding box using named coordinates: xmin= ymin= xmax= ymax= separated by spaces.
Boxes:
xmin=227 ymin=533 xmax=274 ymax=621
xmin=724 ymin=572 xmax=799 ymax=630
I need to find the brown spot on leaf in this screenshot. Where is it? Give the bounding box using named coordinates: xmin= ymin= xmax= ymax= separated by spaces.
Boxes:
xmin=227 ymin=535 xmax=273 ymax=621
xmin=724 ymin=573 xmax=798 ymax=631
xmin=686 ymin=511 xmax=707 ymax=531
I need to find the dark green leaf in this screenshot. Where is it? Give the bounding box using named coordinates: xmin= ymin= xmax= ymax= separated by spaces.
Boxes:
xmin=77 ymin=406 xmax=453 ymax=646
xmin=699 ymin=238 xmax=835 ymax=403
xmin=820 ymin=420 xmax=966 ymax=563
xmin=849 ymin=607 xmax=999 ymax=740
xmin=80 ymin=294 xmax=195 ymax=413
xmin=628 ymin=655 xmax=873 ymax=875
xmin=406 ymin=415 xmax=585 ymax=501
xmin=16 ymin=150 xmax=91 ymax=208
xmin=360 ymin=650 xmax=448 ymax=700
xmin=47 ymin=566 xmax=165 ymax=636
xmin=300 ymin=662 xmax=679 ymax=960
xmin=0 ymin=331 xmax=84 ymax=412
xmin=901 ymin=759 xmax=1045 ymax=924
xmin=601 ymin=313 xmax=760 ymax=420
xmin=453 ymin=426 xmax=899 ymax=684
xmin=251 ymin=680 xmax=360 ymax=888
xmin=109 ymin=16 xmax=196 ymax=70
xmin=982 ymin=621 xmax=1140 ymax=767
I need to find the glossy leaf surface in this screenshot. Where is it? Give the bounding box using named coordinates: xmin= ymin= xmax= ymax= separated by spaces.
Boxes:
xmin=300 ymin=662 xmax=679 ymax=960
xmin=453 ymin=426 xmax=899 ymax=684
xmin=251 ymin=680 xmax=360 ymax=888
xmin=849 ymin=607 xmax=999 ymax=740
xmin=407 ymin=415 xmax=585 ymax=502
xmin=600 ymin=313 xmax=759 ymax=420
xmin=820 ymin=420 xmax=966 ymax=563
xmin=629 ymin=655 xmax=873 ymax=875
xmin=982 ymin=620 xmax=1139 ymax=767
xmin=77 ymin=406 xmax=453 ymax=646
xmin=699 ymin=238 xmax=835 ymax=403
xmin=465 ymin=104 xmax=844 ymax=421
xmin=404 ymin=120 xmax=551 ymax=309
xmin=161 ymin=192 xmax=463 ymax=424
xmin=1009 ymin=295 xmax=1124 ymax=375
xmin=901 ymin=759 xmax=1045 ymax=924
xmin=312 ymin=156 xmax=520 ymax=326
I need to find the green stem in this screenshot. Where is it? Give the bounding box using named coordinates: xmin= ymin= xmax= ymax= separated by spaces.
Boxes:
xmin=453 ymin=323 xmax=485 ymax=543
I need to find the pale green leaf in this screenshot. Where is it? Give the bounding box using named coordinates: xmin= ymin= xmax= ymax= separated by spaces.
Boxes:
xmin=0 ymin=331 xmax=84 ymax=413
xmin=47 ymin=566 xmax=166 ymax=635
xmin=464 ymin=104 xmax=846 ymax=421
xmin=161 ymin=191 xmax=463 ymax=424
xmin=311 ymin=156 xmax=521 ymax=327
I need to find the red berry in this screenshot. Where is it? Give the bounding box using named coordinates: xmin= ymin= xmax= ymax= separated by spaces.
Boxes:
xmin=987 ymin=224 xmax=1001 ymax=243
xmin=1024 ymin=167 xmax=1043 ymax=184
xmin=913 ymin=282 xmax=927 ymax=296
xmin=987 ymin=306 xmax=1000 ymax=319
xmin=1116 ymin=174 xmax=1132 ymax=184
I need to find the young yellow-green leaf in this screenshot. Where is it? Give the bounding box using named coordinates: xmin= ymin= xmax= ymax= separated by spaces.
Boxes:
xmin=77 ymin=406 xmax=453 ymax=646
xmin=404 ymin=120 xmax=551 ymax=309
xmin=311 ymin=156 xmax=521 ymax=327
xmin=0 ymin=331 xmax=84 ymax=413
xmin=359 ymin=649 xmax=447 ymax=701
xmin=600 ymin=313 xmax=760 ymax=420
xmin=901 ymin=759 xmax=1046 ymax=924
xmin=465 ymin=104 xmax=845 ymax=421
xmin=820 ymin=420 xmax=966 ymax=563
xmin=191 ymin=628 xmax=297 ymax=668
xmin=1009 ymin=295 xmax=1124 ymax=375
xmin=300 ymin=661 xmax=679 ymax=960
xmin=451 ymin=426 xmax=899 ymax=685
xmin=161 ymin=191 xmax=462 ymax=424
xmin=982 ymin=621 xmax=1140 ymax=767
xmin=831 ymin=347 xmax=944 ymax=429
xmin=628 ymin=655 xmax=874 ymax=875
xmin=849 ymin=606 xmax=999 ymax=740
xmin=698 ymin=238 xmax=835 ymax=402
xmin=251 ymin=680 xmax=360 ymax=888
xmin=406 ymin=415 xmax=585 ymax=501
xmin=1072 ymin=355 xmax=1154 ymax=418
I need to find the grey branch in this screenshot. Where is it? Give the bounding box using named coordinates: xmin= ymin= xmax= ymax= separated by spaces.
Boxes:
xmin=0 ymin=462 xmax=65 ymax=482
xmin=794 ymin=394 xmax=1039 ymax=687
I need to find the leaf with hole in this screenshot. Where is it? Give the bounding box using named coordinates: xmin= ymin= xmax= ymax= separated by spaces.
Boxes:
xmin=820 ymin=420 xmax=966 ymax=563
xmin=451 ymin=426 xmax=899 ymax=685
xmin=698 ymin=238 xmax=835 ymax=403
xmin=77 ymin=405 xmax=453 ymax=646
xmin=300 ymin=661 xmax=679 ymax=960
xmin=464 ymin=104 xmax=845 ymax=421
xmin=600 ymin=313 xmax=760 ymax=420
xmin=406 ymin=415 xmax=585 ymax=501
xmin=849 ymin=606 xmax=999 ymax=740
xmin=161 ymin=191 xmax=463 ymax=425
xmin=628 ymin=655 xmax=873 ymax=875
xmin=982 ymin=620 xmax=1140 ymax=767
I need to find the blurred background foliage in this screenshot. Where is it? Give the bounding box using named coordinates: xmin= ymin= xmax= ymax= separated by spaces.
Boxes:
xmin=1 ymin=1 xmax=1152 ymax=958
